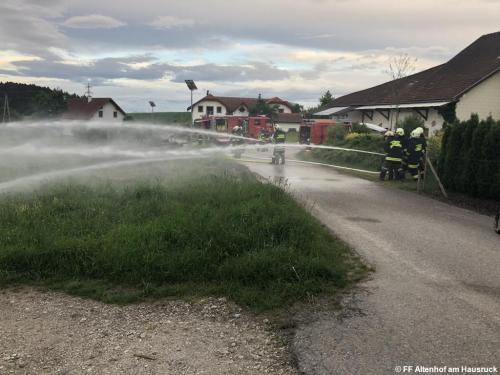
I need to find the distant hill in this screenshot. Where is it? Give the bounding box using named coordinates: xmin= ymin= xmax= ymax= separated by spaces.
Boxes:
xmin=0 ymin=82 xmax=80 ymax=120
xmin=127 ymin=112 xmax=191 ymax=125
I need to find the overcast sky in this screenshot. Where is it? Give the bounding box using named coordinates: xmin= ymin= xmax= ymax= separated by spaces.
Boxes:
xmin=0 ymin=0 xmax=498 ymax=112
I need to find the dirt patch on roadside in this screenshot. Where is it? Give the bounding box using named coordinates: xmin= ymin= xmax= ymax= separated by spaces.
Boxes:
xmin=0 ymin=288 xmax=298 ymax=375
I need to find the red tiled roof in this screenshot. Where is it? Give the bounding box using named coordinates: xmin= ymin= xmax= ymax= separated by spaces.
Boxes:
xmin=276 ymin=112 xmax=303 ymax=124
xmin=325 ymin=31 xmax=500 ymax=108
xmin=62 ymin=98 xmax=126 ymax=120
xmin=188 ymin=94 xmax=293 ymax=112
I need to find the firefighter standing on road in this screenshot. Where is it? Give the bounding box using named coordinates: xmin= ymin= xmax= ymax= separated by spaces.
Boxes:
xmin=272 ymin=124 xmax=286 ymax=164
xmin=231 ymin=124 xmax=244 ymax=158
xmin=396 ymin=127 xmax=409 ymax=176
xmin=406 ymin=127 xmax=427 ymax=180
xmin=380 ymin=130 xmax=404 ymax=181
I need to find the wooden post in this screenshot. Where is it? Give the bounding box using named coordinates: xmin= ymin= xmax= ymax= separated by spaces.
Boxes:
xmin=422 ymin=154 xmax=429 ymax=191
xmin=427 ymin=158 xmax=448 ymax=199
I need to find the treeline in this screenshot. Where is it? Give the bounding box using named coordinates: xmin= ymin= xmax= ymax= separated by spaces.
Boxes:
xmin=438 ymin=115 xmax=500 ymax=199
xmin=0 ymin=82 xmax=79 ymax=120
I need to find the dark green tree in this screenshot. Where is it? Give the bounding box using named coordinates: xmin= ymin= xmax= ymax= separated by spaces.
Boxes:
xmin=319 ymin=90 xmax=334 ymax=107
xmin=248 ymin=100 xmax=280 ymax=121
xmin=458 ymin=115 xmax=478 ymax=192
xmin=397 ymin=115 xmax=424 ymax=136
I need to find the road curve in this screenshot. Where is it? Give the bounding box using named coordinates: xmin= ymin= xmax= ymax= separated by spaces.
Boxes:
xmin=242 ymin=155 xmax=500 ymax=375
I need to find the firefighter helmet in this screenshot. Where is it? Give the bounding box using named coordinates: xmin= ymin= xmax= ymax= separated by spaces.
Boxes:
xmin=385 ymin=130 xmax=394 ymax=137
xmin=395 ymin=128 xmax=405 ymax=136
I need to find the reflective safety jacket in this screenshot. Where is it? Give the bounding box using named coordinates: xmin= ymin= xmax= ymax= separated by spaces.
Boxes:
xmin=384 ymin=135 xmax=404 ymax=162
xmin=406 ymin=136 xmax=426 ymax=166
xmin=273 ymin=129 xmax=286 ymax=144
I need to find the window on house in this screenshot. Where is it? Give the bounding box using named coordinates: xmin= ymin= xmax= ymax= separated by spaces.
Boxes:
xmin=198 ymin=105 xmax=203 ymax=113
xmin=113 ymin=111 xmax=118 ymax=118
xmin=278 ymin=108 xmax=284 ymax=113
xmin=216 ymin=106 xmax=222 ymax=113
xmin=239 ymin=106 xmax=246 ymax=113
xmin=207 ymin=106 xmax=214 ymax=115
xmin=98 ymin=110 xmax=103 ymax=118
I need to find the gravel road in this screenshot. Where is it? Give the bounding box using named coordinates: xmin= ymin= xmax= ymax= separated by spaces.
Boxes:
xmin=0 ymin=289 xmax=298 ymax=375
xmin=243 ymin=155 xmax=500 ymax=375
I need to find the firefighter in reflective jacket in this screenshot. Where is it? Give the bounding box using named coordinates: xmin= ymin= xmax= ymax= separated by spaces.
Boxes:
xmin=406 ymin=127 xmax=426 ymax=180
xmin=396 ymin=128 xmax=409 ymax=174
xmin=230 ymin=125 xmax=244 ymax=158
xmin=272 ymin=124 xmax=286 ymax=164
xmin=380 ymin=130 xmax=404 ymax=181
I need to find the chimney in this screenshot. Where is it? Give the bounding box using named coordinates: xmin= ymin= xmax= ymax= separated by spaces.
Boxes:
xmin=206 ymin=90 xmax=210 ymax=96
xmin=258 ymin=93 xmax=262 ymax=100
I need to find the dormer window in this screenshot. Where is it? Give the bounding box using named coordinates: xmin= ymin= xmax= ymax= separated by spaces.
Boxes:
xmin=98 ymin=110 xmax=103 ymax=118
xmin=239 ymin=106 xmax=246 ymax=113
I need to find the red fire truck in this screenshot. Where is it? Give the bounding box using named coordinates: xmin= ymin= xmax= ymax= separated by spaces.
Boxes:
xmin=193 ymin=115 xmax=273 ymax=144
xmin=299 ymin=119 xmax=350 ymax=145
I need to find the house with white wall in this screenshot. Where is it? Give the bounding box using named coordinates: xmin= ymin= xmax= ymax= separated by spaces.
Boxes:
xmin=187 ymin=93 xmax=294 ymax=123
xmin=315 ymin=31 xmax=500 ymax=136
xmin=63 ymin=97 xmax=126 ymax=121
xmin=276 ymin=112 xmax=303 ymax=132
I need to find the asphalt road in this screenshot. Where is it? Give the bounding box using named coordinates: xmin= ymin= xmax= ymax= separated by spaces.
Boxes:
xmin=242 ymin=153 xmax=500 ymax=375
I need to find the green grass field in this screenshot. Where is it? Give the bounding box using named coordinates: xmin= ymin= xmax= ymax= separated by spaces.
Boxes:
xmin=0 ymin=160 xmax=367 ymax=312
xmin=127 ymin=112 xmax=191 ymax=125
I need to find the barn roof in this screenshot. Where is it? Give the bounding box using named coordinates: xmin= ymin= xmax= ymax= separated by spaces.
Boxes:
xmin=323 ymin=31 xmax=500 ymax=109
xmin=276 ymin=112 xmax=303 ymax=124
xmin=62 ymin=98 xmax=126 ymax=120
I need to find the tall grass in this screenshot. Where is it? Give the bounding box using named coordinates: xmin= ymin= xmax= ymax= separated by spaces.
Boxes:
xmin=0 ymin=172 xmax=366 ymax=311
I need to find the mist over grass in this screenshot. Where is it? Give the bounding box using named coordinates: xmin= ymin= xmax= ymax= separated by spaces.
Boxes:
xmin=0 ymin=160 xmax=367 ymax=311
xmin=0 ymin=120 xmax=367 ymax=312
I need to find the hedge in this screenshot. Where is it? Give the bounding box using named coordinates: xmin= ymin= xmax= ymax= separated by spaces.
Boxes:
xmin=438 ymin=115 xmax=500 ymax=199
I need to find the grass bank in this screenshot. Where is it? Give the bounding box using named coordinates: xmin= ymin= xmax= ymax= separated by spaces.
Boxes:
xmin=127 ymin=112 xmax=191 ymax=125
xmin=0 ymin=162 xmax=367 ymax=312
xmin=298 ymin=133 xmax=385 ymax=173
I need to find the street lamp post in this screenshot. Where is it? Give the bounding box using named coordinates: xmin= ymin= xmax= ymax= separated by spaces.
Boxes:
xmin=185 ymin=80 xmax=198 ymax=126
xmin=149 ymin=101 xmax=156 ymax=123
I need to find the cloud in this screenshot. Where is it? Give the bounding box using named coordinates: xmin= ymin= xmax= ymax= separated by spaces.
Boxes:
xmin=166 ymin=62 xmax=290 ymax=83
xmin=147 ymin=16 xmax=195 ymax=29
xmin=62 ymin=14 xmax=126 ymax=29
xmin=1 ymin=57 xmax=291 ymax=85
xmin=0 ymin=0 xmax=68 ymax=58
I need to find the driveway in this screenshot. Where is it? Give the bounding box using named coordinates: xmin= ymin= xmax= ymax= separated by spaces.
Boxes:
xmin=242 ymin=154 xmax=500 ymax=375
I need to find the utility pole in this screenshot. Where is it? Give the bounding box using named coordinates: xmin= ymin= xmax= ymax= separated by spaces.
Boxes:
xmin=86 ymin=80 xmax=92 ymax=102
xmin=2 ymin=94 xmax=11 ymax=123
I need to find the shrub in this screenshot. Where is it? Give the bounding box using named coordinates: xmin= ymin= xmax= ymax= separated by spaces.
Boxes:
xmin=345 ymin=132 xmax=362 ymax=141
xmin=328 ymin=125 xmax=347 ymax=142
xmin=351 ymin=123 xmax=370 ymax=134
xmin=397 ymin=115 xmax=425 ymax=136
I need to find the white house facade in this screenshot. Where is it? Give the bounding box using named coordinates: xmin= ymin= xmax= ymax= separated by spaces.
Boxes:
xmin=63 ymin=98 xmax=126 ymax=122
xmin=188 ymin=94 xmax=294 ymax=123
xmin=89 ymin=101 xmax=125 ymax=121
